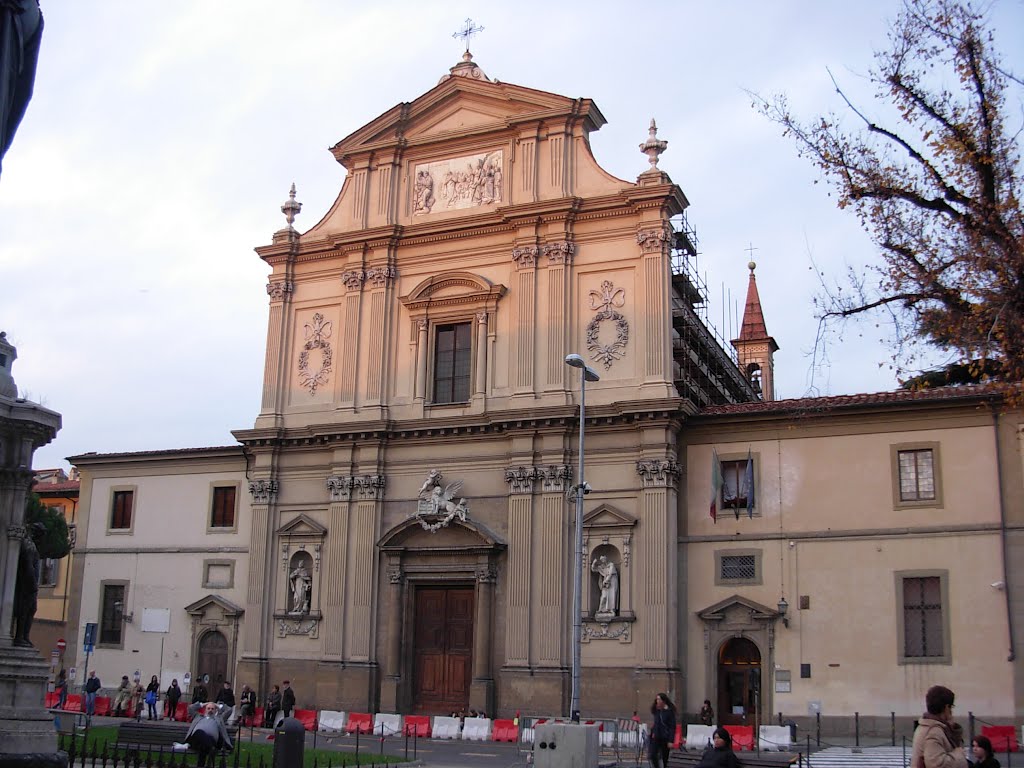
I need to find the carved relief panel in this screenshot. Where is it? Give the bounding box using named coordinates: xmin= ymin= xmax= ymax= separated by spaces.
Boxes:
xmin=412 ymin=150 xmax=504 ymax=216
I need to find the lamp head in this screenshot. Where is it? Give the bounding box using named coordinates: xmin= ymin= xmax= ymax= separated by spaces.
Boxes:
xmin=565 ymin=353 xmax=600 ymax=382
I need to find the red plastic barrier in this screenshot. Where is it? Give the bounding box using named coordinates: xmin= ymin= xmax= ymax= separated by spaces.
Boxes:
xmin=346 ymin=712 xmax=373 ymax=734
xmin=64 ymin=694 xmax=82 ymax=713
xmin=44 ymin=692 xmax=58 ymax=708
xmin=492 ymin=719 xmax=518 ymax=742
xmin=293 ymin=709 xmax=317 ymax=732
xmin=403 ymin=715 xmax=431 ymax=738
xmin=981 ymin=726 xmax=1019 ymax=753
xmin=168 ymin=701 xmax=188 ymax=722
xmin=672 ymin=724 xmax=684 ymax=750
xmin=249 ymin=706 xmax=265 ymax=727
xmin=724 ymin=725 xmax=754 ymax=751
xmin=93 ymin=697 xmax=112 ymax=716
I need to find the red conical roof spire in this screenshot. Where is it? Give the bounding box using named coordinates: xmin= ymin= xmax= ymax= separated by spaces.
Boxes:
xmin=736 ymin=261 xmax=778 ymax=350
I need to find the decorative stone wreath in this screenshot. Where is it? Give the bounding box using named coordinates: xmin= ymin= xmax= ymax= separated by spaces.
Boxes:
xmin=586 ymin=280 xmax=629 ymax=369
xmin=298 ymin=313 xmax=333 ymax=395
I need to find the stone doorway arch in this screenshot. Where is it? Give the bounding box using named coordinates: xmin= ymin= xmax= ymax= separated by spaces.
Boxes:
xmin=185 ymin=595 xmax=243 ymax=694
xmin=696 ymin=595 xmax=782 ymax=727
xmin=377 ymin=515 xmax=505 ymax=715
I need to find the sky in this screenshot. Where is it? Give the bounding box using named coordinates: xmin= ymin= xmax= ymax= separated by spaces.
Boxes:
xmin=3 ymin=1 xmax=1023 ymax=470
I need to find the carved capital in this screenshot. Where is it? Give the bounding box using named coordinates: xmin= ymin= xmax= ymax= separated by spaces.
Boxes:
xmin=266 ymin=281 xmax=294 ymax=301
xmin=387 ymin=565 xmax=402 ymax=585
xmin=341 ymin=270 xmax=365 ymax=290
xmin=365 ymin=265 xmax=397 ymax=287
xmin=248 ymin=479 xmax=279 ymax=504
xmin=353 ymin=474 xmax=386 ymax=500
xmin=636 ymin=459 xmax=680 ymax=488
xmin=511 ymin=245 xmax=539 ymax=269
xmin=326 ymin=475 xmax=355 ymax=502
xmin=542 ymin=240 xmax=575 ymax=264
xmin=6 ymin=524 xmax=25 ymax=541
xmin=541 ymin=464 xmax=572 ymax=493
xmin=636 ymin=228 xmax=670 ymax=254
xmin=475 ymin=564 xmax=497 ymax=584
xmin=504 ymin=466 xmax=538 ymax=495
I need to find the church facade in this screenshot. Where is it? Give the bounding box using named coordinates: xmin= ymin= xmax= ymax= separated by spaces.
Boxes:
xmin=231 ymin=52 xmax=714 ymax=718
xmin=64 ymin=53 xmax=1024 ymax=725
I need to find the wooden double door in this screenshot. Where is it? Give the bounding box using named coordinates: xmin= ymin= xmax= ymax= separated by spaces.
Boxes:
xmin=717 ymin=636 xmax=761 ymax=725
xmin=413 ymin=586 xmax=474 ymax=714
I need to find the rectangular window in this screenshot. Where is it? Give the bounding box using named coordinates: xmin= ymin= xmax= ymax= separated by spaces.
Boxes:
xmin=433 ymin=322 xmax=472 ymax=404
xmin=721 ymin=554 xmax=756 ymax=580
xmin=100 ymin=583 xmax=125 ymax=645
xmin=898 ymin=449 xmax=935 ymax=501
xmin=896 ymin=570 xmax=950 ymax=664
xmin=110 ymin=490 xmax=133 ymax=530
xmin=715 ymin=549 xmax=762 ymax=585
xmin=720 ymin=459 xmax=749 ymax=510
xmin=903 ymin=576 xmax=943 ymax=657
xmin=890 ymin=443 xmax=943 ymax=509
xmin=38 ymin=558 xmax=58 ymax=587
xmin=210 ymin=486 xmax=236 ymax=528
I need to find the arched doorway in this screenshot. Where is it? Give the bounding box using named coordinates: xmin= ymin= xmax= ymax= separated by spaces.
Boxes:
xmin=197 ymin=630 xmax=228 ymax=689
xmin=717 ymin=637 xmax=761 ymax=725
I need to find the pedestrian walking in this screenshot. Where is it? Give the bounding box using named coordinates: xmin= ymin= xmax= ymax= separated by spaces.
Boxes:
xmin=912 ymin=685 xmax=967 ymax=768
xmin=648 ymin=692 xmax=677 ymax=768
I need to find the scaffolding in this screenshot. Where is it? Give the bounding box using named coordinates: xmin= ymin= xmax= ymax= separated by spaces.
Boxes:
xmin=669 ymin=213 xmax=759 ymax=407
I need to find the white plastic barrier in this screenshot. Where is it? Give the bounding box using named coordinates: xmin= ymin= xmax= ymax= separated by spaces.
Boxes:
xmin=318 ymin=710 xmax=346 ymax=734
xmin=685 ymin=724 xmax=716 ymax=751
xmin=759 ymin=725 xmax=793 ymax=751
xmin=462 ymin=716 xmax=492 ymax=741
xmin=374 ymin=712 xmax=402 ymax=736
xmin=432 ymin=716 xmax=462 ymax=740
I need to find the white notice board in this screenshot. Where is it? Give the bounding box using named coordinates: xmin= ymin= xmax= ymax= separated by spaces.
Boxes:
xmin=141 ymin=608 xmax=171 ymax=633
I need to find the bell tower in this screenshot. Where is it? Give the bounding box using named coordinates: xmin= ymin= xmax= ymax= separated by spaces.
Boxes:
xmin=731 ymin=262 xmax=779 ymax=400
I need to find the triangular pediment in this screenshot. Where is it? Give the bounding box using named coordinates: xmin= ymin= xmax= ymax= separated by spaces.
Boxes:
xmin=582 ymin=504 xmax=637 ymax=529
xmin=331 ymin=76 xmax=603 ymax=160
xmin=697 ymin=594 xmax=779 ymax=621
xmin=276 ymin=513 xmax=327 ymax=538
xmin=379 ymin=515 xmax=506 ymax=551
xmin=185 ymin=594 xmax=243 ymax=618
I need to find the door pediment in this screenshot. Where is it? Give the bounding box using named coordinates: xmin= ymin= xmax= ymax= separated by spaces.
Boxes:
xmin=697 ymin=594 xmax=779 ymax=623
xmin=379 ymin=515 xmax=505 ymax=552
xmin=185 ymin=594 xmax=243 ymax=620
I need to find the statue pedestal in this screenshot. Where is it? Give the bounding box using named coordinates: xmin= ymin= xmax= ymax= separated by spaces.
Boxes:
xmin=0 ymin=644 xmax=66 ymax=765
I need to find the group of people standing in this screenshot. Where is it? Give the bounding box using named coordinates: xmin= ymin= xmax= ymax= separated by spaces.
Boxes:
xmin=645 ymin=685 xmax=1000 ymax=768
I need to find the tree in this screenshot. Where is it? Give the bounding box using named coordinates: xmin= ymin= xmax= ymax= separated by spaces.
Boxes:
xmin=25 ymin=493 xmax=71 ymax=560
xmin=753 ymin=0 xmax=1023 ymax=386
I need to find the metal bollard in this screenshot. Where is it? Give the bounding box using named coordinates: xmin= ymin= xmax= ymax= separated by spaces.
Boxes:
xmin=891 ymin=712 xmax=896 ymax=747
xmin=855 ymin=712 xmax=860 ymax=747
xmin=816 ymin=712 xmax=821 ymax=746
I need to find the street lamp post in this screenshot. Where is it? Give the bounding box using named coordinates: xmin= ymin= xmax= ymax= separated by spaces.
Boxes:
xmin=564 ymin=353 xmax=599 ymax=723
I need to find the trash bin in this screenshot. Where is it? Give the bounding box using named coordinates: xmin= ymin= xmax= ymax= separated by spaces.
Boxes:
xmin=273 ymin=717 xmax=305 ymax=767
xmin=784 ymin=719 xmax=798 ymax=744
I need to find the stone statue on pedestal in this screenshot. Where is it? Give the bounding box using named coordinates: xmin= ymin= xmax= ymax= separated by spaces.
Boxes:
xmin=12 ymin=522 xmax=43 ymax=647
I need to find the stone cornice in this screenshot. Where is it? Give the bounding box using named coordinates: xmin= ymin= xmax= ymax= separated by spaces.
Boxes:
xmin=233 ymin=400 xmax=686 ymax=449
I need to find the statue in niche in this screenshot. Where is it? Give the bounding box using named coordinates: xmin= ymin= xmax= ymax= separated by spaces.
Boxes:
xmin=289 ymin=563 xmax=312 ymax=614
xmin=591 ymin=555 xmax=619 ymax=618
